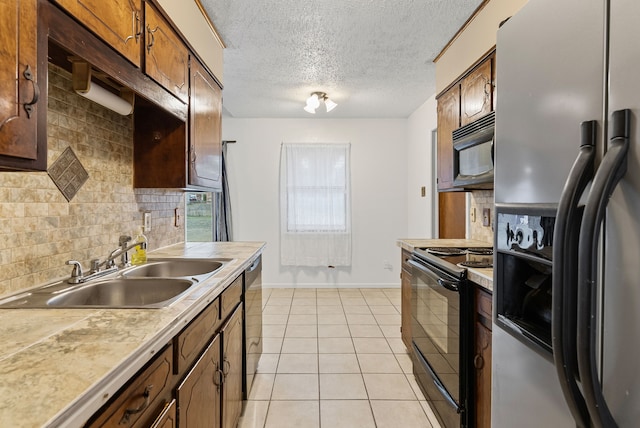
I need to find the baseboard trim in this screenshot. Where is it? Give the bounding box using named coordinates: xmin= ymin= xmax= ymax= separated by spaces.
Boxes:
xmin=262 ymin=283 xmax=399 ymax=289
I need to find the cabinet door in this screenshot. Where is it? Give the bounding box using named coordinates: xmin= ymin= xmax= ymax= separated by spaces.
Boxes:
xmin=461 ymin=57 xmax=493 ymax=126
xmin=144 ymin=3 xmax=189 ymax=103
xmin=221 ymin=304 xmax=243 ymax=428
xmin=176 ymin=334 xmax=222 ymax=428
xmin=0 ymin=0 xmax=45 ymax=171
xmin=189 ymin=58 xmax=222 ymax=190
xmin=53 ymin=0 xmax=142 ymax=67
xmin=150 ymin=400 xmax=176 ymax=428
xmin=474 ymin=287 xmax=492 ymax=428
xmin=474 ymin=321 xmax=492 ymax=428
xmin=436 ymin=85 xmax=460 ymax=191
xmin=400 ymin=251 xmax=412 ymax=350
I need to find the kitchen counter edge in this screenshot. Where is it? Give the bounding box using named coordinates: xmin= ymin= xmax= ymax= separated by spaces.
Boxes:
xmin=0 ymin=241 xmax=265 ymax=428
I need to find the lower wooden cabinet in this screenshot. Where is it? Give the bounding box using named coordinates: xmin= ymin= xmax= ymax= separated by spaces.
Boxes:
xmin=222 ymin=304 xmax=243 ymax=428
xmin=85 ymin=345 xmax=173 ymax=428
xmin=151 ymin=400 xmax=177 ymax=428
xmin=400 ymin=250 xmax=412 ymax=350
xmin=474 ymin=285 xmax=493 ymax=428
xmin=85 ymin=273 xmax=248 ymax=428
xmin=176 ymin=334 xmax=222 ymax=427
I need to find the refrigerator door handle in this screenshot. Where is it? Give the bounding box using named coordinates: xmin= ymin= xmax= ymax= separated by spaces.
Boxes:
xmin=552 ymin=120 xmax=596 ymax=428
xmin=577 ymin=109 xmax=631 ymax=428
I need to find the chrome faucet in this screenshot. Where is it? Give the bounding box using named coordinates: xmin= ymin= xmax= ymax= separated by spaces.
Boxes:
xmin=65 ymin=235 xmax=143 ymax=284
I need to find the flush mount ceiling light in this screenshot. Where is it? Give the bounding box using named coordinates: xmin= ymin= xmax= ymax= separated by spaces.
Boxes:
xmin=304 ymin=92 xmax=337 ymax=114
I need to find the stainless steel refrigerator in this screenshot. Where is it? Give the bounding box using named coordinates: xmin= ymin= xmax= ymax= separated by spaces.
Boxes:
xmin=493 ymin=0 xmax=640 ymax=426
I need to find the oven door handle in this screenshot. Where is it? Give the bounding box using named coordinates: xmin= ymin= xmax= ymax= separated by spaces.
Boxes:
xmin=408 ymin=259 xmax=460 ymax=292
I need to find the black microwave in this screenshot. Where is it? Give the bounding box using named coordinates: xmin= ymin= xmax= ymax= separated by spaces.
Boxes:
xmin=452 ymin=111 xmax=494 ymax=189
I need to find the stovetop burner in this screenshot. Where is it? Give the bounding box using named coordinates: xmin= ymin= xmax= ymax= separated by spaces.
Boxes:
xmin=458 ymin=260 xmax=493 ymax=268
xmin=466 ymin=247 xmax=493 ymax=256
xmin=425 ymin=247 xmax=467 ymax=256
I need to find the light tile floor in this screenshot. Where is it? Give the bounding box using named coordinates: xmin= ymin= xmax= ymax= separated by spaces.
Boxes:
xmin=238 ymin=288 xmax=442 ymax=428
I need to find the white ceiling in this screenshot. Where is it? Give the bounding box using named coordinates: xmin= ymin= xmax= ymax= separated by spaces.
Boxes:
xmin=198 ymin=0 xmax=484 ymax=118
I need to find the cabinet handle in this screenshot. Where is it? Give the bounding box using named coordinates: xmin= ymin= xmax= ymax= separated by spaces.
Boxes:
xmin=23 ymin=65 xmax=39 ymax=119
xmin=135 ymin=12 xmax=142 ymax=41
xmin=222 ymin=357 xmax=231 ymax=377
xmin=119 ymin=384 xmax=153 ymax=425
xmin=213 ymin=368 xmax=224 ymax=392
xmin=147 ymin=25 xmax=158 ymax=52
xmin=473 ymin=354 xmax=484 ymax=369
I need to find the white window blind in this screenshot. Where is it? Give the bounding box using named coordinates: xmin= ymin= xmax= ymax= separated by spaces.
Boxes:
xmin=280 ymin=143 xmax=351 ymax=266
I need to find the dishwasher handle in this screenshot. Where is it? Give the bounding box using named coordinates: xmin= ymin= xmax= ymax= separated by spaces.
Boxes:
xmin=246 ymin=255 xmax=261 ymax=273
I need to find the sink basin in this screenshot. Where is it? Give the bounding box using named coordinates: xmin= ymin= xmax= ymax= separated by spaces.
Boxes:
xmin=46 ymin=278 xmax=195 ymax=308
xmin=121 ymin=259 xmax=225 ymax=279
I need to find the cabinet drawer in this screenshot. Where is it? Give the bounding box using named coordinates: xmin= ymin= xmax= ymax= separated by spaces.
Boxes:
xmin=86 ymin=344 xmax=173 ymax=428
xmin=221 ymin=275 xmax=242 ymax=322
xmin=174 ymin=299 xmax=220 ymax=374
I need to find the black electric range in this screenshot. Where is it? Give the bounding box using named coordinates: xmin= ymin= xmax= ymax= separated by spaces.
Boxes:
xmin=408 ymin=245 xmax=493 ymax=428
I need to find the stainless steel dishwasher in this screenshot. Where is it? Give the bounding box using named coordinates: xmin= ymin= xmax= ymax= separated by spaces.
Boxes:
xmin=243 ymin=255 xmax=262 ymax=401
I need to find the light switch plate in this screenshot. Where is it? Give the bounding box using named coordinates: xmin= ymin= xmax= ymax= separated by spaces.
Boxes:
xmin=482 ymin=208 xmax=490 ymax=227
xmin=143 ymin=211 xmax=151 ymax=232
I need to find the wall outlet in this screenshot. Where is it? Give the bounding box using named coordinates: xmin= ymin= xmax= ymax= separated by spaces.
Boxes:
xmin=383 ymin=260 xmax=393 ymax=270
xmin=143 ymin=211 xmax=151 ymax=232
xmin=470 ymin=208 xmax=476 ymax=222
xmin=482 ymin=208 xmax=491 ymax=227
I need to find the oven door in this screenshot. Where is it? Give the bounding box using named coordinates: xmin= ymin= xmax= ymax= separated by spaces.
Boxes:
xmin=409 ymin=257 xmax=470 ymax=428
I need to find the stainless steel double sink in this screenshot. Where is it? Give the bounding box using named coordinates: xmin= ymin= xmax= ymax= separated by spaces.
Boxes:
xmin=0 ymin=259 xmax=229 ymax=309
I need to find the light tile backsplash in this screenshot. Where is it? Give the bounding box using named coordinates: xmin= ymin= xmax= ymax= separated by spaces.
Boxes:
xmin=469 ymin=190 xmax=494 ymax=244
xmin=0 ymin=64 xmax=185 ymax=298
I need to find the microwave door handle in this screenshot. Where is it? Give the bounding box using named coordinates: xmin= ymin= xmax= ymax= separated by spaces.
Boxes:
xmin=407 ymin=260 xmax=459 ymax=292
xmin=491 ymin=138 xmax=495 ymax=164
xmin=551 ymin=120 xmax=595 ymax=428
xmin=577 ymin=109 xmax=630 ymax=428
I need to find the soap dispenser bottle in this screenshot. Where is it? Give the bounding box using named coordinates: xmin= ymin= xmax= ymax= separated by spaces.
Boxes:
xmin=131 ymin=227 xmax=148 ymax=265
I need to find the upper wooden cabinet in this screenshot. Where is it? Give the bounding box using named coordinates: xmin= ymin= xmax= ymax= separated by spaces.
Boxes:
xmin=189 ymin=58 xmax=222 ymax=191
xmin=144 ymin=3 xmax=189 ymax=103
xmin=0 ymin=0 xmax=46 ymax=171
xmin=436 ymin=51 xmax=495 ymax=191
xmin=53 ymin=0 xmax=143 ymax=67
xmin=436 ymin=85 xmax=461 ymax=191
xmin=461 ymin=57 xmax=493 ymax=126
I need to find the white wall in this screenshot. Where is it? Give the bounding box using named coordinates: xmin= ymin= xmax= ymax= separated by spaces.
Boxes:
xmin=223 ymin=118 xmax=408 ymax=288
xmin=406 ymin=94 xmax=438 ymax=238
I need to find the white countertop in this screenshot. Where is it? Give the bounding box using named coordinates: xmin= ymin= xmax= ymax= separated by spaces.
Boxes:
xmin=0 ymin=241 xmax=265 ymax=428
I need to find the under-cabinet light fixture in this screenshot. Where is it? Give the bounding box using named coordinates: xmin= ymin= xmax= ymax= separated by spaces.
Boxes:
xmin=304 ymin=92 xmax=337 ymax=114
xmin=71 ymin=60 xmax=134 ymax=116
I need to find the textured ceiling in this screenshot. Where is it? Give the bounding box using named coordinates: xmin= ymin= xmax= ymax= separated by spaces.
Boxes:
xmin=199 ymin=0 xmax=484 ymax=118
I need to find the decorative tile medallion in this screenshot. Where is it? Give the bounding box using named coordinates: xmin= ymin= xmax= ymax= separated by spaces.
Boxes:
xmin=48 ymin=146 xmax=89 ymax=201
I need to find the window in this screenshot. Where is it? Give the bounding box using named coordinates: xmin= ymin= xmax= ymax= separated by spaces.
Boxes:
xmin=186 ymin=192 xmax=213 ymax=242
xmin=280 ymin=143 xmax=351 ymax=266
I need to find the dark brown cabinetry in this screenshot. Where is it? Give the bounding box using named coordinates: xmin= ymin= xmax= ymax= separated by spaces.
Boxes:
xmin=86 ymin=272 xmax=248 ymax=428
xmin=189 ymin=57 xmax=223 ymax=191
xmin=400 ymin=249 xmax=412 ymax=350
xmin=436 ymin=51 xmax=495 ymax=191
xmin=52 ymin=0 xmax=143 ymax=67
xmin=473 ymin=285 xmax=493 ymax=428
xmin=461 ymin=58 xmax=493 ymax=127
xmin=221 ymin=305 xmax=243 ymax=428
xmin=86 ymin=345 xmax=174 ymax=428
xmin=0 ymin=0 xmax=46 ymax=171
xmin=151 ymin=400 xmax=177 ymax=428
xmin=144 ymin=3 xmax=189 ymax=103
xmin=176 ymin=334 xmax=222 ymax=428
